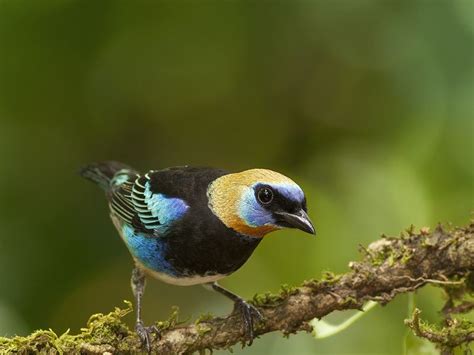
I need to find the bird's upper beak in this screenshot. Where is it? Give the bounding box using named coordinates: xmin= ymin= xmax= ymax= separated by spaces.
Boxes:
xmin=275 ymin=209 xmax=316 ymax=235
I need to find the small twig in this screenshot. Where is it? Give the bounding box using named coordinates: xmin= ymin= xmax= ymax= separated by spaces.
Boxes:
xmin=442 ymin=301 xmax=474 ymax=316
xmin=405 ymin=308 xmax=474 ymax=348
xmin=424 ymin=278 xmax=465 ymax=286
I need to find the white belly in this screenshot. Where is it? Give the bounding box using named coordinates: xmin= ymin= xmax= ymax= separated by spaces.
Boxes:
xmin=143 ymin=267 xmax=226 ymax=286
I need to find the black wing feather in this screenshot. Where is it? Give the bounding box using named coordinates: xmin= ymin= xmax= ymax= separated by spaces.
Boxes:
xmin=109 ymin=172 xmax=161 ymax=233
xmin=110 ymin=180 xmax=136 ymax=224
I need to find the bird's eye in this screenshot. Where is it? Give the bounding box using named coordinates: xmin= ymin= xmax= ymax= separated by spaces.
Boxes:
xmin=257 ymin=187 xmax=273 ymax=205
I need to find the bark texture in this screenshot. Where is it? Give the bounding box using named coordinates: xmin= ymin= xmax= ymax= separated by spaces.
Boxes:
xmin=1 ymin=222 xmax=472 ymax=354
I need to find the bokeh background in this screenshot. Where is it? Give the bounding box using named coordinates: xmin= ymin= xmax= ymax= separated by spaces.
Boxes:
xmin=0 ymin=1 xmax=473 ymax=354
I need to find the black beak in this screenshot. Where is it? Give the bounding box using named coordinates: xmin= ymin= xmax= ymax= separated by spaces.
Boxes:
xmin=275 ymin=209 xmax=316 ymax=235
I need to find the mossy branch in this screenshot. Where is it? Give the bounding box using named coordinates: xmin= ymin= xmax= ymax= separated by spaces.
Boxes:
xmin=1 ymin=222 xmax=473 ymax=354
xmin=405 ymin=308 xmax=474 ymax=349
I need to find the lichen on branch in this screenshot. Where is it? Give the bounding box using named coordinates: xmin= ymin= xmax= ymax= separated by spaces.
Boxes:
xmin=1 ymin=222 xmax=473 ymax=354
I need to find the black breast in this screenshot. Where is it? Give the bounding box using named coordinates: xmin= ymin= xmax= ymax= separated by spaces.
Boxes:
xmin=149 ymin=167 xmax=262 ymax=276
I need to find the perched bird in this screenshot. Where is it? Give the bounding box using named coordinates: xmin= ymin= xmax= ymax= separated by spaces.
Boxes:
xmin=80 ymin=161 xmax=315 ymax=349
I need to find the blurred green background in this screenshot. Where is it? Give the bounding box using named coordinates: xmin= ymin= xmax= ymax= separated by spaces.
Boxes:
xmin=0 ymin=0 xmax=472 ymax=354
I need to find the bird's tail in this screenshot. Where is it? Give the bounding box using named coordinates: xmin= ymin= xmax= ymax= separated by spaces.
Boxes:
xmin=79 ymin=161 xmax=138 ymax=190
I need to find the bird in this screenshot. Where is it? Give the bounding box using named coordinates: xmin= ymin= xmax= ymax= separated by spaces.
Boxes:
xmin=80 ymin=161 xmax=315 ymax=350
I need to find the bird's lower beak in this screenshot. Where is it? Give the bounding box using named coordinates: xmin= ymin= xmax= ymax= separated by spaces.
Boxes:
xmin=275 ymin=210 xmax=316 ymax=235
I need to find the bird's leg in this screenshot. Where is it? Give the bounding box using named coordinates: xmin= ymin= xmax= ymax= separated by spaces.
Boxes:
xmin=131 ymin=267 xmax=160 ymax=351
xmin=211 ymin=282 xmax=263 ymax=345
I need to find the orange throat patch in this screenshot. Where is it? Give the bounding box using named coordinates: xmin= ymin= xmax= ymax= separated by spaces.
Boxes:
xmin=226 ymin=216 xmax=279 ymax=237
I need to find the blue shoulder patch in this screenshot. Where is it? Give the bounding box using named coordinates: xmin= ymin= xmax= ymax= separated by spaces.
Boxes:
xmin=121 ymin=224 xmax=176 ymax=275
xmin=143 ymin=181 xmax=189 ymax=226
xmin=131 ymin=179 xmax=190 ymax=231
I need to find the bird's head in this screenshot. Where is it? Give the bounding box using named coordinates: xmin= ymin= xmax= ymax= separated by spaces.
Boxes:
xmin=207 ymin=169 xmax=315 ymax=238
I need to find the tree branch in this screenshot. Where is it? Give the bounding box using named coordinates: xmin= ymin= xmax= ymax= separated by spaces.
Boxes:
xmin=1 ymin=222 xmax=473 ymax=354
xmin=405 ymin=308 xmax=474 ymax=349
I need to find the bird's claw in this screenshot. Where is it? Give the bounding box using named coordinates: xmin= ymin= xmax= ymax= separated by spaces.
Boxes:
xmin=234 ymin=299 xmax=264 ymax=345
xmin=136 ymin=321 xmax=161 ymax=352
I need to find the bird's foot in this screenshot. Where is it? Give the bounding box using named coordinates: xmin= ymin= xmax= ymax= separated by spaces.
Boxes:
xmin=136 ymin=321 xmax=161 ymax=352
xmin=233 ymin=299 xmax=264 ymax=345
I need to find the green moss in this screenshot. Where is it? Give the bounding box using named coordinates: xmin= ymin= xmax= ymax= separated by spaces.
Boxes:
xmin=320 ymin=271 xmax=342 ymax=283
xmin=386 ymin=253 xmax=395 ymax=267
xmin=366 ymin=238 xmax=417 ymax=268
xmin=370 ymin=247 xmax=393 ymax=266
xmin=420 ymin=317 xmax=473 ymax=342
xmin=195 ymin=312 xmax=214 ymax=325
xmin=304 ymin=275 xmax=345 ymax=291
xmin=0 ymin=329 xmax=64 ymax=354
xmin=252 ymin=291 xmax=283 ymax=306
xmin=280 ymin=283 xmax=299 ymax=297
xmin=193 ymin=313 xmax=214 ymax=341
xmin=0 ymin=301 xmax=133 ymax=354
xmin=405 ymin=224 xmax=416 ymax=236
xmin=252 ymin=283 xmax=301 ymax=307
xmin=155 ymin=306 xmax=181 ymax=331
xmin=196 ymin=323 xmax=212 ymax=337
xmin=341 ymin=296 xmax=358 ymax=307
xmin=302 ymin=278 xmax=320 ymax=288
xmin=400 ymin=246 xmax=413 ymax=264
xmin=83 ymin=300 xmax=132 ymax=343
